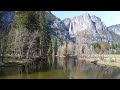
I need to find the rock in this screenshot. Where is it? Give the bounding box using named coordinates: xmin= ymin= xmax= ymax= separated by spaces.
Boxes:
xmin=91 ymin=60 xmax=97 ymax=64
xmin=68 ymin=13 xmax=113 ymax=43
xmin=108 ymin=24 xmax=120 ymax=36
xmin=0 ymin=11 xmax=15 ymax=33
xmin=0 ymin=11 xmax=120 ymax=49
xmin=47 ymin=12 xmax=120 ymax=45
xmin=107 ymin=24 xmax=120 ymax=43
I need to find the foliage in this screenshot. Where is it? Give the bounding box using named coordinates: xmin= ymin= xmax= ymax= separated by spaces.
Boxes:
xmin=0 ymin=12 xmax=10 ymax=62
xmin=110 ymin=43 xmax=120 ymax=49
xmin=45 ymin=11 xmax=58 ymax=22
xmin=52 ymin=37 xmax=58 ymax=55
xmin=6 ymin=11 xmax=51 ymax=60
xmin=100 ymin=42 xmax=110 ymax=53
xmin=92 ymin=42 xmax=110 ymax=54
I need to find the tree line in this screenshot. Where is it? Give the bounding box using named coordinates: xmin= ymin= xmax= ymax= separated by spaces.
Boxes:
xmin=0 ymin=11 xmax=51 ymax=62
xmin=0 ymin=11 xmax=120 ymax=63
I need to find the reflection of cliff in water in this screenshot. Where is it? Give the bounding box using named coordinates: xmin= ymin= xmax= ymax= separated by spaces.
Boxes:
xmin=0 ymin=56 xmax=60 ymax=76
xmin=21 ymin=56 xmax=120 ymax=79
xmin=0 ymin=57 xmax=120 ymax=79
xmin=57 ymin=57 xmax=120 ymax=79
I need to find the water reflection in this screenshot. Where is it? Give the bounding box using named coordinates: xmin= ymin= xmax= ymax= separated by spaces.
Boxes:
xmin=0 ymin=56 xmax=120 ymax=79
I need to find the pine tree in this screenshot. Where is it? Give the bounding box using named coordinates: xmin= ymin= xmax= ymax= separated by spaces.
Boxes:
xmin=0 ymin=12 xmax=10 ymax=62
xmin=10 ymin=11 xmax=51 ymax=60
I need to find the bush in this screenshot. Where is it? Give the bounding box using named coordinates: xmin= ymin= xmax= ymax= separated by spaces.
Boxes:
xmin=100 ymin=42 xmax=110 ymax=53
xmin=92 ymin=42 xmax=110 ymax=54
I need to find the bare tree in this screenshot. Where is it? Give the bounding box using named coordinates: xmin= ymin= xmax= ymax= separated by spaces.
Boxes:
xmin=26 ymin=30 xmax=40 ymax=59
xmin=75 ymin=29 xmax=93 ymax=57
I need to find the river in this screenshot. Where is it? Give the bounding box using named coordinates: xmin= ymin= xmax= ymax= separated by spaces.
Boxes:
xmin=0 ymin=56 xmax=120 ymax=79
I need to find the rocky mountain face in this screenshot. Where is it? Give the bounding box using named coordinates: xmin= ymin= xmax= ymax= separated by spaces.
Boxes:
xmin=108 ymin=24 xmax=120 ymax=35
xmin=0 ymin=11 xmax=15 ymax=33
xmin=69 ymin=13 xmax=113 ymax=43
xmin=47 ymin=12 xmax=120 ymax=44
xmin=0 ymin=11 xmax=120 ymax=44
xmin=107 ymin=24 xmax=120 ymax=43
xmin=1 ymin=11 xmax=120 ymax=56
xmin=45 ymin=11 xmax=71 ymax=44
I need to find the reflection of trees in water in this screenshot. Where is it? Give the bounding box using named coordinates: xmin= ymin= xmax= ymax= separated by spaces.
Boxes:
xmin=0 ymin=67 xmax=5 ymax=76
xmin=56 ymin=57 xmax=120 ymax=79
xmin=76 ymin=60 xmax=120 ymax=79
xmin=1 ymin=57 xmax=120 ymax=79
xmin=48 ymin=56 xmax=58 ymax=69
xmin=19 ymin=56 xmax=60 ymax=74
xmin=57 ymin=57 xmax=76 ymax=70
xmin=51 ymin=56 xmax=58 ymax=69
xmin=53 ymin=56 xmax=58 ymax=69
xmin=0 ymin=66 xmax=20 ymax=77
xmin=57 ymin=57 xmax=65 ymax=69
xmin=57 ymin=57 xmax=77 ymax=78
xmin=19 ymin=59 xmax=50 ymax=74
xmin=48 ymin=56 xmax=52 ymax=69
xmin=0 ymin=57 xmax=59 ymax=77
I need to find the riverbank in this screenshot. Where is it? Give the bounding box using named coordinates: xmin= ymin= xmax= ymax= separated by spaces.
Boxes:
xmin=78 ymin=54 xmax=120 ymax=68
xmin=1 ymin=54 xmax=120 ymax=68
xmin=0 ymin=55 xmax=47 ymax=67
xmin=0 ymin=59 xmax=34 ymax=67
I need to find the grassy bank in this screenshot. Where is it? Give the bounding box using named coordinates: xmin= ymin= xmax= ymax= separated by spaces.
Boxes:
xmin=78 ymin=54 xmax=120 ymax=68
xmin=0 ymin=58 xmax=33 ymax=67
xmin=1 ymin=54 xmax=120 ymax=68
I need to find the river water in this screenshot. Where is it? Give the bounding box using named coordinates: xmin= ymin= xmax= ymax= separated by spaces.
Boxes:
xmin=0 ymin=57 xmax=120 ymax=79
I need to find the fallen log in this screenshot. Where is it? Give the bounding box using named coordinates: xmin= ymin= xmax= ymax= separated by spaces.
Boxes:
xmin=91 ymin=60 xmax=98 ymax=65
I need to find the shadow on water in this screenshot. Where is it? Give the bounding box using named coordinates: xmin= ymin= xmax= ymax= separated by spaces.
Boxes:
xmin=0 ymin=56 xmax=120 ymax=79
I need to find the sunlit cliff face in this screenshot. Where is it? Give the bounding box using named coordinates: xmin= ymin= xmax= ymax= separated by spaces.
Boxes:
xmin=0 ymin=11 xmax=120 ymax=44
xmin=68 ymin=13 xmax=113 ymax=43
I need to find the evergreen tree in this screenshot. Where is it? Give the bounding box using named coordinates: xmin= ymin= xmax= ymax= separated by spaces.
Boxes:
xmin=0 ymin=12 xmax=10 ymax=62
xmin=110 ymin=43 xmax=115 ymax=49
xmin=10 ymin=11 xmax=51 ymax=60
xmin=52 ymin=37 xmax=58 ymax=55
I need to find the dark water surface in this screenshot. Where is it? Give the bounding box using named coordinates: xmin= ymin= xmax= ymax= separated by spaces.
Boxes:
xmin=0 ymin=57 xmax=120 ymax=79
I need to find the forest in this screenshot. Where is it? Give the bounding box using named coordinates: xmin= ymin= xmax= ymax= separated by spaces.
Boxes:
xmin=0 ymin=11 xmax=52 ymax=63
xmin=0 ymin=11 xmax=120 ymax=68
xmin=0 ymin=11 xmax=120 ymax=79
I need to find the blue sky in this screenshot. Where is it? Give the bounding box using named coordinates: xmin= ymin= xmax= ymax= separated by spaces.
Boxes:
xmin=51 ymin=11 xmax=120 ymax=26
